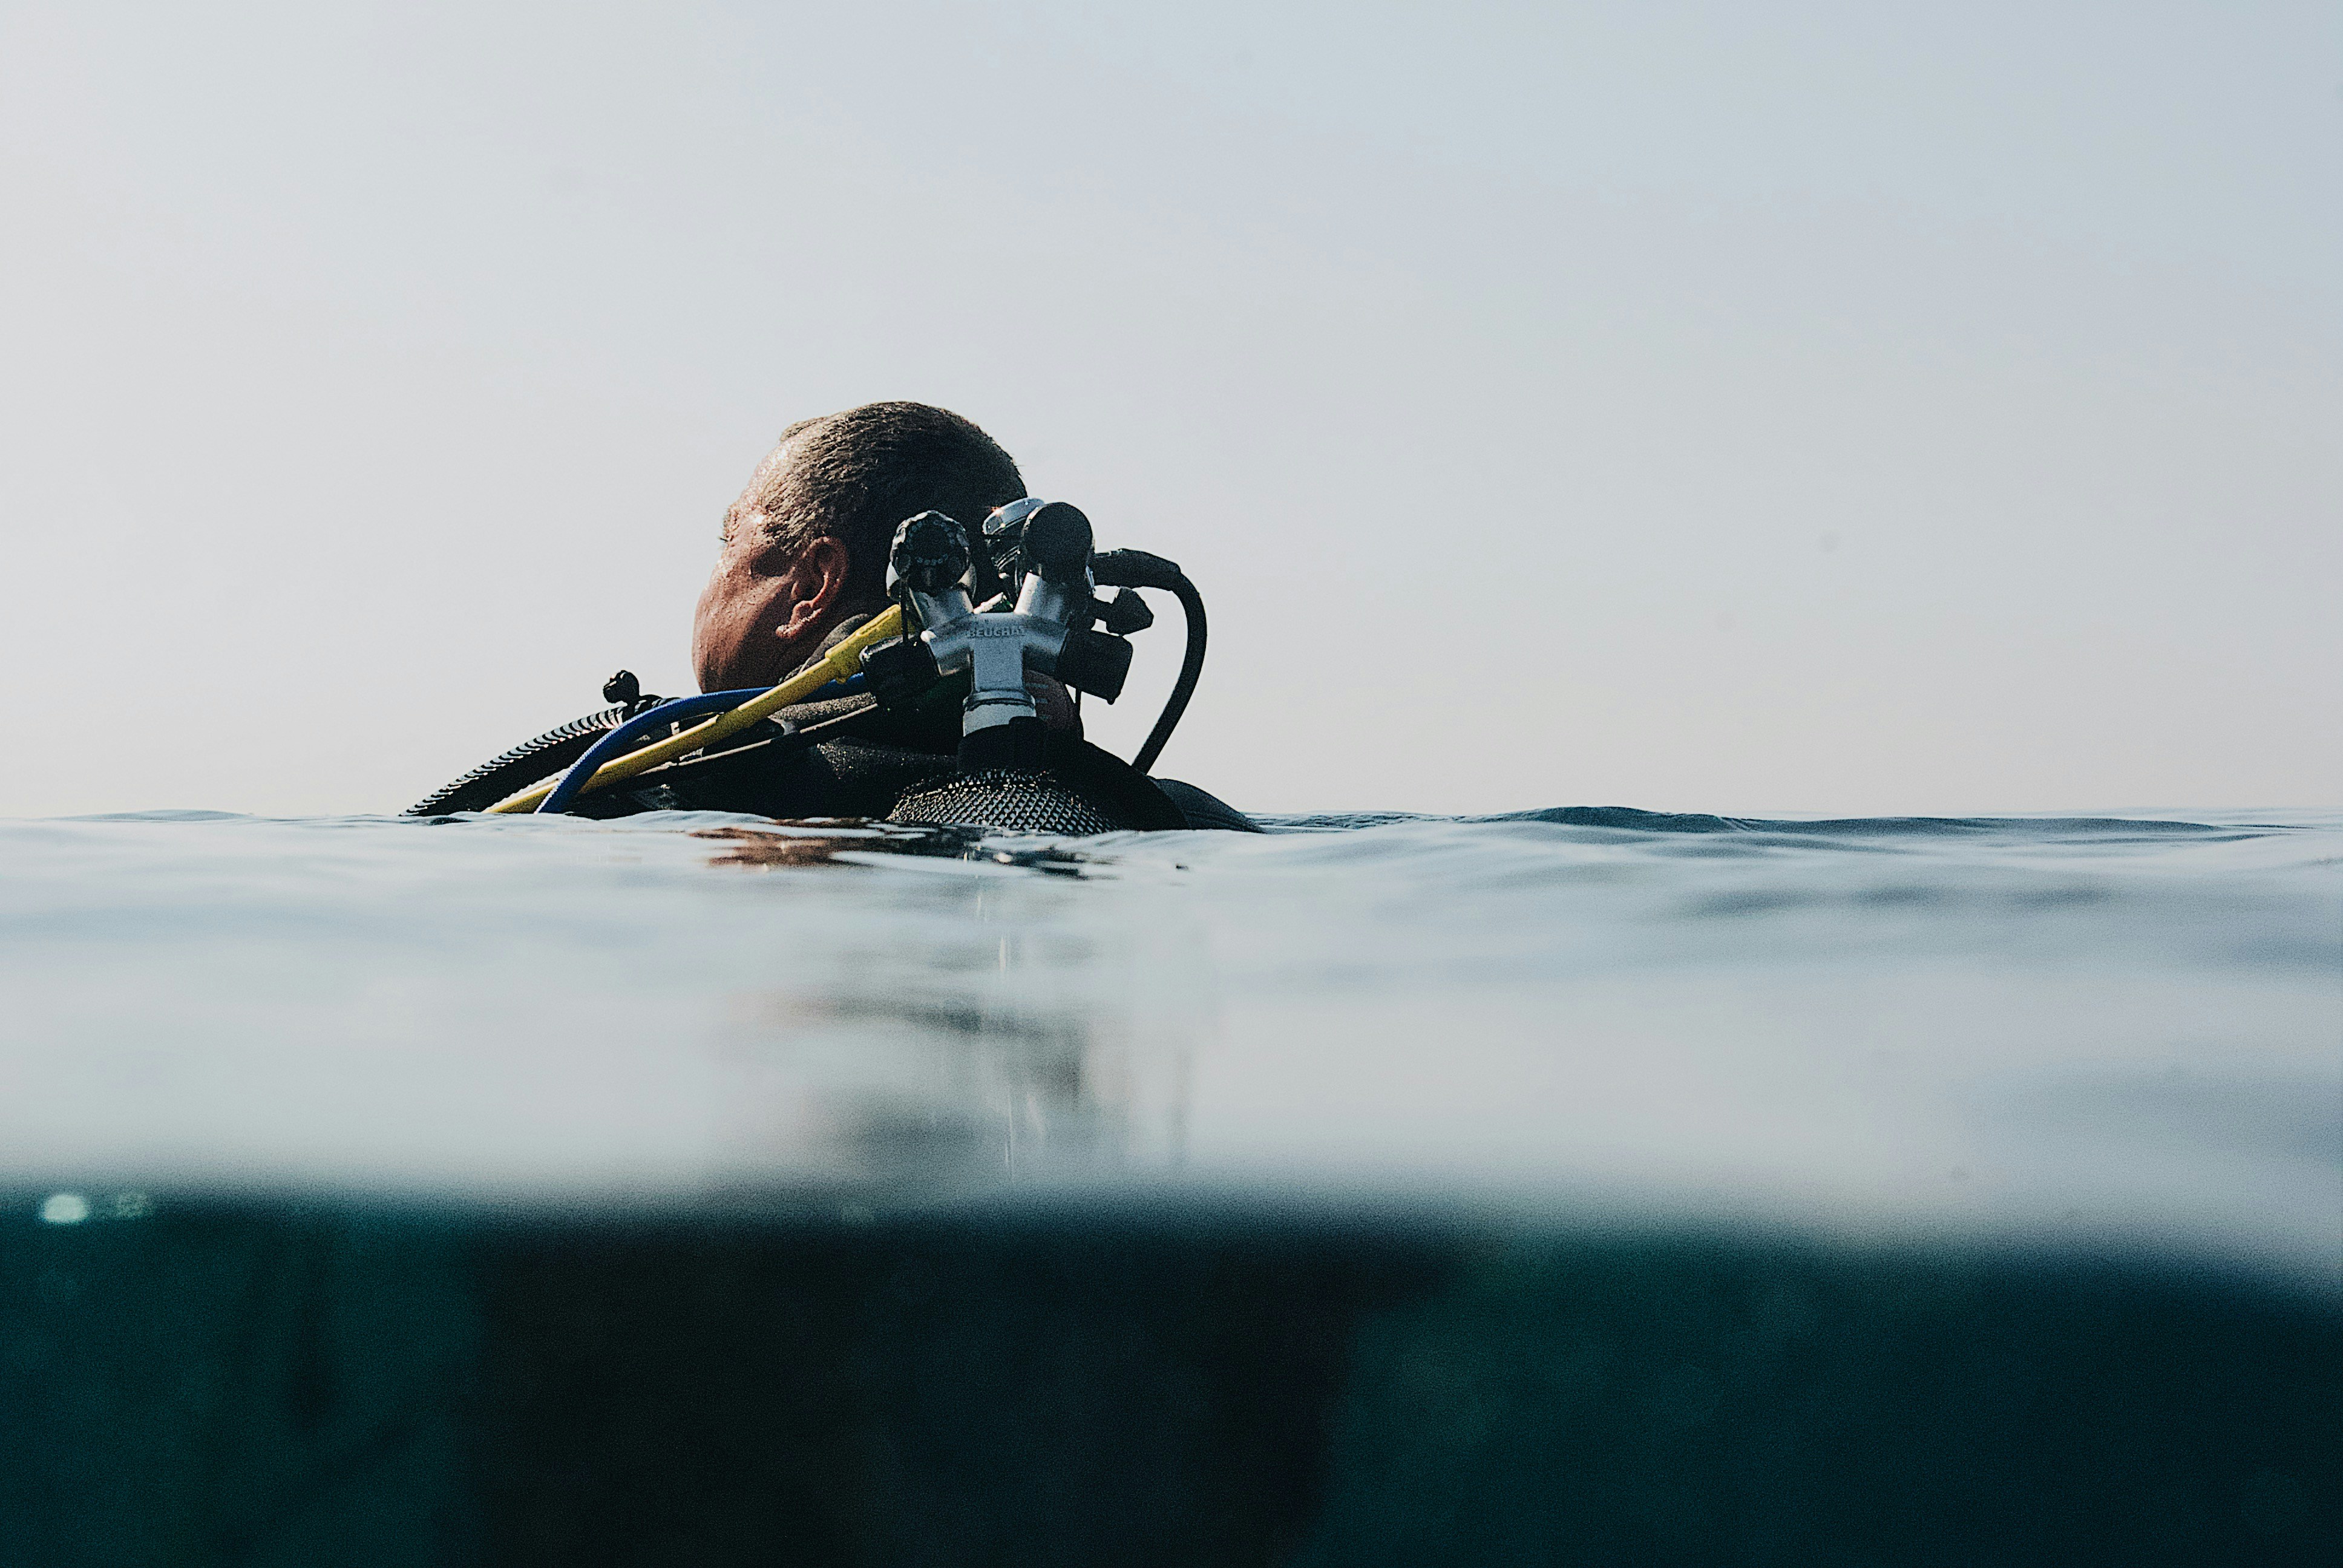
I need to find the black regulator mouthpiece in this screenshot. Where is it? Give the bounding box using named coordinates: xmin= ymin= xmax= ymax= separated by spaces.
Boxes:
xmin=1018 ymin=501 xmax=1093 ymax=584
xmin=888 ymin=511 xmax=972 ymax=596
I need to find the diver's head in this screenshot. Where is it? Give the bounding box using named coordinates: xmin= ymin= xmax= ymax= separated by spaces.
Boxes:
xmin=692 ymin=402 xmax=1023 ymax=691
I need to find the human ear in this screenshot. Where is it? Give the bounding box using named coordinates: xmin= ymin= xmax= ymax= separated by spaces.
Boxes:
xmin=777 ymin=535 xmax=852 ymax=638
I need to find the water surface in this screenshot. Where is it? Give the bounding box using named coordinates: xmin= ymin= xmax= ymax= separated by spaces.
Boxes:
xmin=5 ymin=805 xmax=2336 ymax=1288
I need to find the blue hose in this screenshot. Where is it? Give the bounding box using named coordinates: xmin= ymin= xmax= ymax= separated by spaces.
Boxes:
xmin=537 ymin=675 xmax=865 ymax=814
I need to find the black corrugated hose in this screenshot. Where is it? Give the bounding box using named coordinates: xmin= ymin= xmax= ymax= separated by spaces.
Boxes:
xmin=401 ymin=704 xmax=640 ymax=817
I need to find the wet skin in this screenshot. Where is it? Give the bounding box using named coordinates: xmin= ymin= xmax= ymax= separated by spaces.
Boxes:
xmin=692 ymin=534 xmax=854 ymax=694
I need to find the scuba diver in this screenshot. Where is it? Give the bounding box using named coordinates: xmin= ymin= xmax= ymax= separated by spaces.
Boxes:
xmin=406 ymin=402 xmax=1257 ymax=833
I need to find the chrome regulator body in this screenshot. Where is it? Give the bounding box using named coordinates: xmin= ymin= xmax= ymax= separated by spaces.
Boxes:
xmin=876 ymin=501 xmax=1132 ymax=758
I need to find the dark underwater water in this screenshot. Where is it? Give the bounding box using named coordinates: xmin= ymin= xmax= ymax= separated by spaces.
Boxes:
xmin=2 ymin=805 xmax=2336 ymax=1563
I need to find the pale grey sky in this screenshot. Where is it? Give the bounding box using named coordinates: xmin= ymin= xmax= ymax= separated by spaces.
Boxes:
xmin=2 ymin=1 xmax=2335 ymax=816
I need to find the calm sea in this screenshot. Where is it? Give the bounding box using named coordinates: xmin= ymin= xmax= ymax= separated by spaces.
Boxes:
xmin=5 ymin=804 xmax=2335 ymax=1289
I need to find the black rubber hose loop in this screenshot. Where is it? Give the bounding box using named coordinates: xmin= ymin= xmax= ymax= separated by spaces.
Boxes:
xmin=1132 ymin=572 xmax=1205 ymax=777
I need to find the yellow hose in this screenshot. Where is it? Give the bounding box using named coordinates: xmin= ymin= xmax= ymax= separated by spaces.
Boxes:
xmin=483 ymin=606 xmax=908 ymax=814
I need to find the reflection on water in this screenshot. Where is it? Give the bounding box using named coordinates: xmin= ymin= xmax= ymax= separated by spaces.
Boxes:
xmin=692 ymin=820 xmax=1092 ymax=876
xmin=693 ymin=822 xmax=1191 ymax=1200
